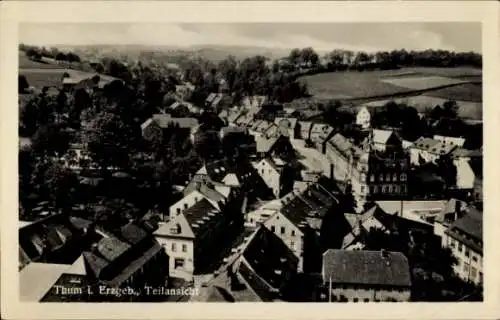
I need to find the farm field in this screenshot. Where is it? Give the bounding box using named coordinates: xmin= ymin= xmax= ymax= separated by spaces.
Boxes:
xmin=425 ymin=83 xmax=482 ymax=103
xmin=19 ymin=53 xmax=62 ymax=69
xmin=380 ymin=76 xmax=466 ymax=90
xmin=20 ymin=67 xmax=120 ymax=89
xmin=301 ymin=67 xmax=482 ymax=107
xmin=360 ymin=95 xmax=482 ymax=120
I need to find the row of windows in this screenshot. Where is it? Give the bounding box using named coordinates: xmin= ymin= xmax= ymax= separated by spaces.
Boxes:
xmin=450 ymin=238 xmax=480 ymax=263
xmin=270 ymin=225 xmax=296 ymax=237
xmin=360 ymin=184 xmax=407 ymax=194
xmin=171 ymin=243 xmax=188 ymax=252
xmin=367 ymin=173 xmax=407 ymax=182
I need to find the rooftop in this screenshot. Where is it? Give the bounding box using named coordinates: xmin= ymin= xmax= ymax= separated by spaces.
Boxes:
xmin=412 ymin=137 xmax=457 ymax=155
xmin=240 ymin=226 xmax=298 ymax=291
xmin=322 ymin=249 xmax=411 ymax=287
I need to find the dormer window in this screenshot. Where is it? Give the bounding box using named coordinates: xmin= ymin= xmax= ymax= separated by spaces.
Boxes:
xmin=170 ymin=223 xmax=182 ymax=234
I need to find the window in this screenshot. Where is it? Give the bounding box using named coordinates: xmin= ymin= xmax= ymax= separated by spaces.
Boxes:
xmin=373 ymin=186 xmax=378 ymax=193
xmin=281 ymin=227 xmax=285 ymax=234
xmin=471 ymin=267 xmax=477 ymax=279
xmin=250 ymin=218 xmax=254 ymax=223
xmin=465 ymin=248 xmax=470 ymax=258
xmin=271 ymin=226 xmax=276 ymax=232
xmin=472 ymin=255 xmax=478 ymax=263
xmin=400 ymin=174 xmax=407 ymax=181
xmin=184 ymin=203 xmax=188 ymax=209
xmin=364 ymin=299 xmax=370 ymax=302
xmin=176 ymin=208 xmax=181 ymax=214
xmin=353 ymin=298 xmax=359 ymax=302
xmin=386 ymin=174 xmax=391 ymax=181
xmin=458 ymin=243 xmax=463 ymax=252
xmin=182 ymin=244 xmax=187 ymax=252
xmin=290 ymin=241 xmax=295 ymax=249
xmin=360 ymin=186 xmax=365 ymax=193
xmin=382 ymin=186 xmax=387 ymax=194
xmin=394 ymin=185 xmax=400 ymax=193
xmin=388 ymin=185 xmax=393 ymax=193
xmin=194 ymin=197 xmax=198 ymax=202
xmin=464 ymin=262 xmax=470 ymax=274
xmin=291 ymin=230 xmax=296 ymax=236
xmin=370 ymin=175 xmax=375 ymax=182
xmin=172 ymin=243 xmax=177 ymax=252
xmin=379 ymin=174 xmax=384 ymax=182
xmin=393 ymin=173 xmax=398 ymax=181
xmin=174 ymin=258 xmax=185 ymax=268
xmin=479 ymin=272 xmax=483 ymax=283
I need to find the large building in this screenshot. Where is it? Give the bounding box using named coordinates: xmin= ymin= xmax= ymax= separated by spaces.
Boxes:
xmin=321 ymin=249 xmax=412 ymax=302
xmin=442 ymin=207 xmax=483 ymax=285
xmin=325 ymin=132 xmax=410 ymax=212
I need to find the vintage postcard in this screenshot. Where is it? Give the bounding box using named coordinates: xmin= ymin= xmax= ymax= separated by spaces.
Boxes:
xmin=1 ymin=1 xmax=500 ymax=319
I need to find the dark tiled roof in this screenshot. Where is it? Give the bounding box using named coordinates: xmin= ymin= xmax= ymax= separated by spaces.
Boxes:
xmin=322 ymin=249 xmax=411 ymax=287
xmin=119 ymin=224 xmax=148 ymax=245
xmin=240 ymin=227 xmax=298 ymax=290
xmin=184 ymin=198 xmax=220 ymax=236
xmin=97 ymin=237 xmax=131 ymax=262
xmin=448 ymin=207 xmax=483 ymax=243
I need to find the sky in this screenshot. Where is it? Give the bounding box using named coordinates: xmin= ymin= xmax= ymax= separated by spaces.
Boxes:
xmin=19 ymin=22 xmax=481 ymax=53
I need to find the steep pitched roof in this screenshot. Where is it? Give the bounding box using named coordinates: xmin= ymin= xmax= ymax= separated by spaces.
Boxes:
xmin=322 ymin=249 xmax=411 ymax=287
xmin=154 ymin=212 xmax=196 ymax=239
xmin=449 ymin=207 xmax=483 ymax=242
xmin=240 ymin=226 xmax=298 ymax=291
xmin=372 ymin=129 xmax=395 ymax=145
xmin=255 ymin=136 xmax=279 ymax=153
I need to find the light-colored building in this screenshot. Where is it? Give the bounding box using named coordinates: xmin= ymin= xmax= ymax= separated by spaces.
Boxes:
xmin=154 ymin=197 xmax=236 ymax=281
xmin=433 ymin=198 xmax=468 ymax=243
xmin=369 ymin=129 xmax=401 ymax=153
xmin=169 ymin=190 xmax=223 ymax=218
xmin=442 ymin=207 xmax=483 ymax=285
xmin=433 ymin=135 xmax=466 ymax=148
xmin=356 ymin=106 xmax=371 ymax=130
xmin=325 ymin=132 xmax=410 ymax=212
xmin=454 ymin=158 xmax=475 ymax=190
xmin=410 ymin=137 xmax=458 ymax=166
xmin=254 ymin=158 xmax=288 ymax=198
xmin=321 ymin=249 xmax=412 ymax=302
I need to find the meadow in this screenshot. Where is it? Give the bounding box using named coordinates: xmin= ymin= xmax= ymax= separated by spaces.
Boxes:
xmin=301 ymin=67 xmax=482 ymax=101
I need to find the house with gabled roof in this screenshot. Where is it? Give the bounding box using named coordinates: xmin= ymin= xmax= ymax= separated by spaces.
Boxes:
xmin=141 ymin=114 xmax=199 ymax=142
xmin=410 ymin=136 xmax=458 ymax=166
xmin=274 ymin=117 xmax=300 ymax=139
xmin=263 ymin=177 xmax=341 ymax=272
xmin=154 ymin=195 xmax=240 ymax=281
xmin=232 ymin=226 xmax=299 ymax=301
xmin=368 ymin=129 xmax=402 ymax=153
xmin=254 ymin=157 xmax=292 ymax=199
xmin=443 ymin=207 xmax=483 ymax=285
xmin=255 ymin=135 xmax=295 ymax=160
xmin=310 ymin=123 xmax=335 ymax=154
xmin=321 ymin=249 xmax=411 ymax=302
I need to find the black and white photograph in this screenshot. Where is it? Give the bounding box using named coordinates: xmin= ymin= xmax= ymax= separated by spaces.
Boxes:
xmin=16 ymin=21 xmax=485 ymax=303
xmin=2 ymin=1 xmax=499 ymax=319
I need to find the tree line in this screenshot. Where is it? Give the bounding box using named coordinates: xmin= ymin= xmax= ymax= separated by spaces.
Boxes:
xmin=19 ymin=43 xmax=82 ymax=63
xmin=287 ymin=47 xmax=482 ymax=71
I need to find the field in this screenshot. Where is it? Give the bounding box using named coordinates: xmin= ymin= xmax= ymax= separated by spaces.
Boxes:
xmin=380 ymin=76 xmax=466 ymax=91
xmin=20 ymin=67 xmax=119 ymax=89
xmin=19 ymin=53 xmax=63 ymax=69
xmin=360 ymin=95 xmax=482 ymax=120
xmin=425 ymin=83 xmax=482 ymax=103
xmin=301 ymin=67 xmax=482 ymax=121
